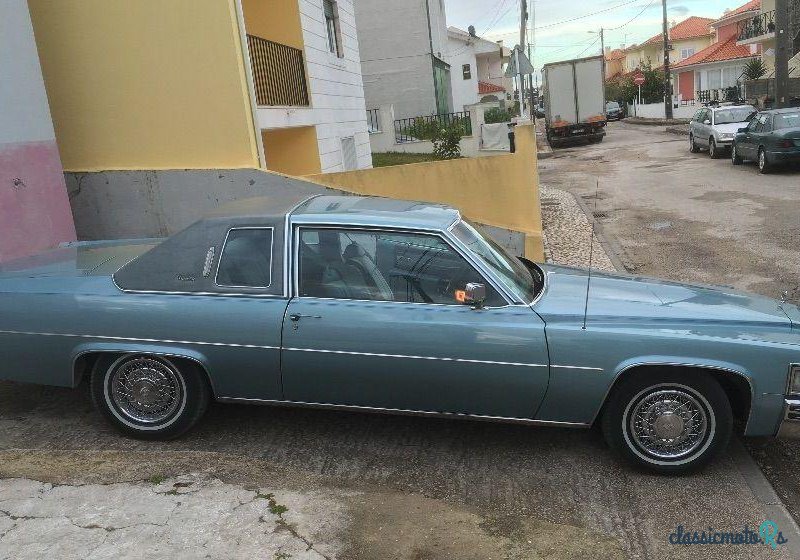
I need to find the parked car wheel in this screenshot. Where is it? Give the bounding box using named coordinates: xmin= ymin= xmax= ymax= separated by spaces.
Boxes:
xmin=90 ymin=354 xmax=210 ymax=440
xmin=601 ymin=369 xmax=732 ymax=473
xmin=709 ymin=138 xmax=720 ymax=159
xmin=758 ymin=147 xmax=771 ymax=174
xmin=731 ymin=143 xmax=743 ymax=165
xmin=689 ymin=134 xmax=700 ymax=153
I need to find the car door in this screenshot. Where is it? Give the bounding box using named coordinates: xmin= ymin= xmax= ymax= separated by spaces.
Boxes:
xmin=689 ymin=109 xmax=703 ymax=140
xmin=738 ymin=114 xmax=761 ymax=158
xmin=280 ymin=226 xmax=551 ymax=419
xmin=697 ymin=109 xmax=711 ymax=146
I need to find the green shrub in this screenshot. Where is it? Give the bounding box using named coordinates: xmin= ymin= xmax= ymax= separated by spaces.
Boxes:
xmin=484 ymin=107 xmax=512 ymax=124
xmin=431 ymin=124 xmax=463 ymax=159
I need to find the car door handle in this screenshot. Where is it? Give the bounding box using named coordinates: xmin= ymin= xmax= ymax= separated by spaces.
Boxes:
xmin=289 ymin=314 xmax=322 ymax=322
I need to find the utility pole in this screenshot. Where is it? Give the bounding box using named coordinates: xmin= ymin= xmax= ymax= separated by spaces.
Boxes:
xmin=518 ymin=0 xmax=528 ymax=118
xmin=600 ymin=28 xmax=606 ymax=101
xmin=775 ymin=0 xmax=790 ymax=108
xmin=661 ymin=0 xmax=673 ymax=119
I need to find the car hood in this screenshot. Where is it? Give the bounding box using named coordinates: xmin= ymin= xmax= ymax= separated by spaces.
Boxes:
xmin=714 ymin=122 xmax=748 ymax=135
xmin=534 ymin=264 xmax=792 ymax=328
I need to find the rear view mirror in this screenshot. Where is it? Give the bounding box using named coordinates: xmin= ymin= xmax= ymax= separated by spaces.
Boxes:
xmin=704 ymin=120 xmax=711 ymax=125
xmin=456 ymin=283 xmax=487 ymax=308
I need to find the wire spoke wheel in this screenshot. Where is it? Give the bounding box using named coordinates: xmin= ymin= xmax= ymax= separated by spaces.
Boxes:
xmin=107 ymin=356 xmax=185 ymax=425
xmin=623 ymin=384 xmax=715 ymax=464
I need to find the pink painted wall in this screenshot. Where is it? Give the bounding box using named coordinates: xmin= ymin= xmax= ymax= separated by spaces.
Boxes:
xmin=679 ymin=71 xmax=696 ymax=100
xmin=717 ymin=21 xmax=740 ymax=42
xmin=0 ymin=140 xmax=76 ymax=262
xmin=0 ymin=0 xmax=76 ymax=263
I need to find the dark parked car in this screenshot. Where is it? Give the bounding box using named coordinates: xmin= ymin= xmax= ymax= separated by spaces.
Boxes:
xmin=731 ymin=108 xmax=800 ymax=173
xmin=606 ymin=101 xmax=624 ymax=121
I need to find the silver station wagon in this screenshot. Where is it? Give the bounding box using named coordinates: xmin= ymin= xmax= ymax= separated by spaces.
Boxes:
xmin=1 ymin=193 xmax=799 ymax=473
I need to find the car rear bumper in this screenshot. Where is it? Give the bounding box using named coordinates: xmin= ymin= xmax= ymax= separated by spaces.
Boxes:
xmin=767 ymin=149 xmax=800 ymax=163
xmin=777 ymin=398 xmax=800 ymax=438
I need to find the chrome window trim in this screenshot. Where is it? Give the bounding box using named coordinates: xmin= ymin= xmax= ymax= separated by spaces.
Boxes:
xmin=215 ymin=397 xmax=589 ymax=428
xmin=284 ymin=195 xmax=320 ymax=298
xmin=591 ymin=361 xmax=755 ymax=430
xmin=290 ymin=223 xmax=518 ymax=306
xmin=283 ymin=346 xmax=548 ymax=368
xmin=551 ymin=364 xmax=604 ymax=372
xmin=214 ymin=226 xmax=275 ymax=290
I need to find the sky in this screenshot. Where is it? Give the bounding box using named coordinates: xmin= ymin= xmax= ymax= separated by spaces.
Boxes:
xmin=444 ymin=0 xmax=751 ymax=72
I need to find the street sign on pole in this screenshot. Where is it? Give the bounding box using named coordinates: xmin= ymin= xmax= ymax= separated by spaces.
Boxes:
xmin=633 ymin=75 xmax=645 ymax=86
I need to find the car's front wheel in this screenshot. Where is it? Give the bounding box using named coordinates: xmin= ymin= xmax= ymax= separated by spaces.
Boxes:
xmin=758 ymin=147 xmax=772 ymax=174
xmin=709 ymin=138 xmax=720 ymax=159
xmin=90 ymin=354 xmax=210 ymax=440
xmin=601 ymin=370 xmax=732 ymax=473
xmin=731 ymin=143 xmax=743 ymax=165
xmin=689 ymin=134 xmax=700 ymax=153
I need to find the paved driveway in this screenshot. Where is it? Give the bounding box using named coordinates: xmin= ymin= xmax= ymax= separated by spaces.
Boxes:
xmin=0 ymin=379 xmax=797 ymax=559
xmin=539 ymin=119 xmax=800 ymax=536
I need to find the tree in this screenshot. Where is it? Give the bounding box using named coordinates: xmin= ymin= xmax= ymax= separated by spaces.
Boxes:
xmin=742 ymin=58 xmax=767 ymax=80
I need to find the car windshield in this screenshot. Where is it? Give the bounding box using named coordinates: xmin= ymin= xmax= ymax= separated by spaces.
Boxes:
xmin=774 ymin=113 xmax=800 ymax=129
xmin=451 ymin=220 xmax=538 ymax=303
xmin=607 ymin=102 xmax=620 ymax=110
xmin=714 ymin=107 xmax=756 ymax=125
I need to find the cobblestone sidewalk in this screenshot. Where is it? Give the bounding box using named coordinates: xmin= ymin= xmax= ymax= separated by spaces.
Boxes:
xmin=540 ymin=185 xmax=616 ymax=272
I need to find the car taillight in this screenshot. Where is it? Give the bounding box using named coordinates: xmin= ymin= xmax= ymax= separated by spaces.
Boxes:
xmin=778 ymin=139 xmax=795 ymax=148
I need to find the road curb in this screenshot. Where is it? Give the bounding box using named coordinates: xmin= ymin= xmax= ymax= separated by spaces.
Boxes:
xmin=571 ymin=191 xmax=629 ymax=273
xmin=731 ymin=438 xmax=800 ymax=556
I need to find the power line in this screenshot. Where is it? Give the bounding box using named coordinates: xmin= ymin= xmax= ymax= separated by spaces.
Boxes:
xmin=605 ymin=0 xmax=657 ymax=31
xmin=575 ymin=35 xmax=602 ymax=58
xmin=533 ymin=0 xmax=644 ymax=30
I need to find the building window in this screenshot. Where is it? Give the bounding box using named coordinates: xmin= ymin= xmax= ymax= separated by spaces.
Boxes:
xmin=341 ymin=137 xmax=357 ymax=170
xmin=462 ymin=64 xmax=471 ymax=80
xmin=680 ymin=47 xmax=695 ymax=60
xmin=324 ymin=0 xmax=343 ymax=57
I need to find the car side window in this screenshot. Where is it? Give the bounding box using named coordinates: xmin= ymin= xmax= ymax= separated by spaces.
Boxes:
xmin=297 ymin=228 xmax=505 ymax=306
xmin=763 ymin=114 xmax=773 ymax=132
xmin=216 ymin=228 xmax=273 ymax=288
xmin=748 ymin=115 xmax=761 ymax=132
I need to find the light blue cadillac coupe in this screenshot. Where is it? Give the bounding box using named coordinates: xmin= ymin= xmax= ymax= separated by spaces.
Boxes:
xmin=1 ymin=193 xmax=798 ymax=473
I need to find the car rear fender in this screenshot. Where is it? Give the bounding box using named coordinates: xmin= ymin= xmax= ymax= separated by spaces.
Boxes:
xmin=71 ymin=342 xmax=215 ymax=395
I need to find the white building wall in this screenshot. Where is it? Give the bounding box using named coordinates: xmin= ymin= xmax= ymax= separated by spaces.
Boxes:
xmin=355 ymin=0 xmax=445 ymax=120
xmin=256 ymin=0 xmax=371 ymax=173
xmin=448 ymin=36 xmax=479 ymax=112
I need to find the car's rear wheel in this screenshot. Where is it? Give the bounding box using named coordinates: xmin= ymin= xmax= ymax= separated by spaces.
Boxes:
xmin=731 ymin=143 xmax=743 ymax=165
xmin=601 ymin=370 xmax=732 ymax=473
xmin=709 ymin=138 xmax=720 ymax=159
xmin=689 ymin=134 xmax=700 ymax=153
xmin=758 ymin=147 xmax=771 ymax=174
xmin=90 ymin=354 xmax=210 ymax=440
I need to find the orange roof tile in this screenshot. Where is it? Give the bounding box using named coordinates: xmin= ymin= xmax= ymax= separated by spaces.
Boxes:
xmin=478 ymin=80 xmax=505 ymax=94
xmin=645 ymin=16 xmax=714 ymax=45
xmin=722 ymin=0 xmax=760 ymax=20
xmin=671 ymin=36 xmax=757 ymax=69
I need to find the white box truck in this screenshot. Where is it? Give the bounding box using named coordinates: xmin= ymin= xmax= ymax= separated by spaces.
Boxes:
xmin=542 ymin=55 xmax=606 ymax=147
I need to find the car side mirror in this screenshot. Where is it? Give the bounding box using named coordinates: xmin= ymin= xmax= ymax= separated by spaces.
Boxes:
xmin=703 ymin=119 xmax=711 ymax=125
xmin=737 ymin=127 xmax=748 ymax=133
xmin=461 ymin=282 xmax=486 ymax=308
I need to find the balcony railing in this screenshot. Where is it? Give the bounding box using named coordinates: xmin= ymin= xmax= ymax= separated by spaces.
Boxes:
xmin=697 ymin=87 xmax=741 ymax=104
xmin=246 ymin=34 xmax=309 ymax=107
xmin=366 ymin=108 xmax=381 ymax=133
xmin=738 ymin=10 xmax=776 ymax=42
xmin=394 ymin=112 xmax=472 ymax=143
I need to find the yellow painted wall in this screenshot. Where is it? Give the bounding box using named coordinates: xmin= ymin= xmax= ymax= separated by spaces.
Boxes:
xmin=262 ymin=127 xmax=322 ymax=176
xmin=241 ymin=0 xmax=304 ymax=49
xmin=28 ymin=0 xmax=260 ymax=171
xmin=307 ymin=124 xmax=544 ymax=261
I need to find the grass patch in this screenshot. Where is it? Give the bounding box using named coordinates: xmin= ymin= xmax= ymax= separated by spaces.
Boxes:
xmin=372 ymin=152 xmax=446 ymax=168
xmin=148 ymin=475 xmax=166 ymax=485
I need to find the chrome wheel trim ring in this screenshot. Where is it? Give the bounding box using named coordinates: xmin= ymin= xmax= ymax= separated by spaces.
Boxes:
xmin=622 ymin=383 xmax=715 ymax=466
xmin=759 ymin=150 xmax=765 ymax=170
xmin=731 ymin=145 xmax=736 ymax=162
xmin=104 ymin=355 xmax=187 ymax=430
xmin=709 ymin=139 xmax=715 ymax=156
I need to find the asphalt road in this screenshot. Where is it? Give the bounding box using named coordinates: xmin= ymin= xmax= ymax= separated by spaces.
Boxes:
xmin=539 ymin=120 xmax=800 ymax=540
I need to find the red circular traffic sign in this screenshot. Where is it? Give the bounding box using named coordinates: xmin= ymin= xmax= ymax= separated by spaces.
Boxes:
xmin=633 ymin=74 xmax=646 ymax=86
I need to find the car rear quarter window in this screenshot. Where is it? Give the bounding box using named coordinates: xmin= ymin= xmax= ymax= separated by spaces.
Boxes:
xmin=216 ymin=228 xmax=273 ymax=288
